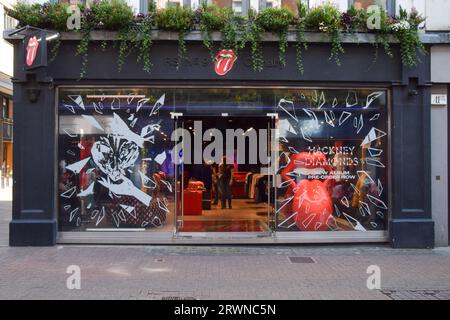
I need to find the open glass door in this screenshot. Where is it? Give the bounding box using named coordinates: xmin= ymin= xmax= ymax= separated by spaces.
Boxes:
xmin=174 ymin=114 xmax=277 ymax=236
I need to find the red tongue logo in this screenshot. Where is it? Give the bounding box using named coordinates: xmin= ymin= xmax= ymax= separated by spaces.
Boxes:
xmin=26 ymin=36 xmax=39 ymax=67
xmin=214 ymin=49 xmax=237 ymax=76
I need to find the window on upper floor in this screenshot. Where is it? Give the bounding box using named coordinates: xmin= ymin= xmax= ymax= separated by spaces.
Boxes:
xmin=2 ymin=96 xmax=12 ymax=120
xmin=3 ymin=10 xmax=18 ymax=30
xmin=259 ymin=0 xmax=395 ymax=15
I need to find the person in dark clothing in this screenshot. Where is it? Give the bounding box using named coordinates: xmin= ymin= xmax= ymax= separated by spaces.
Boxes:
xmin=218 ymin=156 xmax=233 ymax=209
xmin=211 ymin=162 xmax=220 ymax=205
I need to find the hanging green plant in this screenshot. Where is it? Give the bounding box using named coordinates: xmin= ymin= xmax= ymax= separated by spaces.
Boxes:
xmin=8 ymin=1 xmax=428 ymax=76
xmin=295 ymin=1 xmax=308 ymax=74
xmin=49 ymin=37 xmax=61 ymax=62
xmin=117 ymin=23 xmax=133 ymax=73
xmin=75 ymin=5 xmax=96 ymax=79
xmin=341 ymin=5 xmax=368 ymax=33
xmin=248 ymin=9 xmax=264 ymax=72
xmin=368 ymin=6 xmax=393 ymax=63
xmin=256 ymin=7 xmax=294 ymax=67
xmin=156 ymin=6 xmax=194 ymax=68
xmin=135 ymin=14 xmax=155 ymax=73
xmin=221 ymin=13 xmax=247 ymax=56
xmin=92 ymin=0 xmax=134 ymax=74
xmin=197 ymin=4 xmax=230 ymax=60
xmin=305 ymin=3 xmax=344 ymax=66
xmin=391 ymin=7 xmax=425 ymax=67
xmin=100 ymin=40 xmax=108 ymax=51
xmin=42 ymin=2 xmax=72 ymax=31
xmin=6 ymin=2 xmax=46 ymax=28
xmin=91 ymin=0 xmax=134 ymax=30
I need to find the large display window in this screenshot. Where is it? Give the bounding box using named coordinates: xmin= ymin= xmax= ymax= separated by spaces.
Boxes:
xmin=58 ymin=88 xmax=175 ymax=231
xmin=275 ymin=89 xmax=389 ymax=232
xmin=57 ymin=87 xmax=389 ymax=236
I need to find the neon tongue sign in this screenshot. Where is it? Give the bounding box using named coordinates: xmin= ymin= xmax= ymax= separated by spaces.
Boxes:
xmin=214 ymin=49 xmax=237 ymax=76
xmin=25 ymin=36 xmax=40 ymax=67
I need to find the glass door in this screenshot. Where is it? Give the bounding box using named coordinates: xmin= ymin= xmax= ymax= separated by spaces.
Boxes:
xmin=267 ymin=114 xmax=277 ymax=234
xmin=174 ymin=115 xmax=185 ymax=234
xmin=174 ymin=115 xmax=276 ymax=236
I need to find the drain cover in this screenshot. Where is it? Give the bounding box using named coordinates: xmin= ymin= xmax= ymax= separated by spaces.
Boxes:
xmin=162 ymin=296 xmax=196 ymax=300
xmin=288 ymin=256 xmax=315 ymax=264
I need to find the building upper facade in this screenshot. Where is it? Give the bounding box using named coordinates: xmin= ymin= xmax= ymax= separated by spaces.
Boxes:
xmin=20 ymin=0 xmax=450 ymax=32
xmin=0 ymin=0 xmax=16 ymax=94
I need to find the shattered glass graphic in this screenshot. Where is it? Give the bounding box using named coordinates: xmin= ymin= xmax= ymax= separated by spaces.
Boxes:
xmin=275 ymin=90 xmax=388 ymax=232
xmin=58 ymin=89 xmax=174 ymax=231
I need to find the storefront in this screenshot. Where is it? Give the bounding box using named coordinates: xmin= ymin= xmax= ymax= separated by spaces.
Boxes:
xmin=5 ymin=30 xmax=434 ymax=248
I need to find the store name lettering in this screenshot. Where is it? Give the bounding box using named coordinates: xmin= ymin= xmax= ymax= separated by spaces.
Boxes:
xmin=164 ymin=57 xmax=282 ymax=69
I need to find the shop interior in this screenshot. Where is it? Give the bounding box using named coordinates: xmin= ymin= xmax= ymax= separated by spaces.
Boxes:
xmin=177 ymin=116 xmax=273 ymax=233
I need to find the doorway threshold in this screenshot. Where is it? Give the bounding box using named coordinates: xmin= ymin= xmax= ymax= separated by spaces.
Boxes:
xmin=175 ymin=232 xmax=273 ymax=240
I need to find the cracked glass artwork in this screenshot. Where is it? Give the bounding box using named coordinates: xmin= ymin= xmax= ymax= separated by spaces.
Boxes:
xmin=275 ymin=89 xmax=388 ymax=232
xmin=58 ymin=89 xmax=174 ymax=231
xmin=57 ymin=87 xmax=388 ymax=233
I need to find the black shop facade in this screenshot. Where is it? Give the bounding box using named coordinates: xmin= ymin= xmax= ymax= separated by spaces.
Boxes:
xmin=5 ymin=30 xmax=434 ymax=248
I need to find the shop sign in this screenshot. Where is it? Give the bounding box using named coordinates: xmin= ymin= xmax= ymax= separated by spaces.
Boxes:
xmin=431 ymin=94 xmax=447 ymax=106
xmin=25 ymin=36 xmax=39 ymax=67
xmin=214 ymin=49 xmax=237 ymax=76
xmin=24 ymin=30 xmax=47 ymax=70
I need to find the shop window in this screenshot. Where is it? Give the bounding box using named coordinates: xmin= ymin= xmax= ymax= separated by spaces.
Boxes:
xmin=2 ymin=96 xmax=11 ymax=120
xmin=276 ymin=89 xmax=389 ymax=232
xmin=8 ymin=98 xmax=13 ymax=120
xmin=57 ymin=87 xmax=389 ymax=234
xmin=155 ymin=0 xmax=183 ymax=9
xmin=261 ymin=0 xmax=347 ymax=12
xmin=58 ymin=88 xmax=176 ymax=231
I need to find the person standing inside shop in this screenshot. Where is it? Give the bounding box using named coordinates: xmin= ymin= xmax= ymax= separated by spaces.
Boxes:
xmin=219 ymin=156 xmax=233 ymax=209
xmin=211 ymin=162 xmax=220 ymax=205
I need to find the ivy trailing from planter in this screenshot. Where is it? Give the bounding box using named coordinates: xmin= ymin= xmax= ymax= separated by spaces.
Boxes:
xmin=76 ymin=7 xmax=94 ymax=79
xmin=8 ymin=1 xmax=428 ymax=76
xmin=256 ymin=7 xmax=293 ymax=68
xmin=247 ymin=9 xmax=264 ymax=72
xmin=136 ymin=14 xmax=155 ymax=73
xmin=370 ymin=6 xmax=394 ymax=62
xmin=221 ymin=12 xmax=248 ymax=58
xmin=305 ymin=3 xmax=344 ymax=66
xmin=197 ymin=4 xmax=229 ymax=60
xmin=117 ymin=14 xmax=155 ymax=74
xmin=156 ymin=5 xmax=194 ymax=69
xmin=295 ymin=1 xmax=308 ymax=74
xmin=391 ymin=7 xmax=426 ymax=67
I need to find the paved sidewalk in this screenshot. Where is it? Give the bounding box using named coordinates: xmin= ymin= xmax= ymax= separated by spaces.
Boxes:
xmin=0 ymin=200 xmax=10 ymax=246
xmin=0 ymin=201 xmax=449 ymax=300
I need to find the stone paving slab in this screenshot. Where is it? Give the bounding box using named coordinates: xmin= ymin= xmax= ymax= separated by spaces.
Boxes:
xmin=0 ymin=245 xmax=449 ymax=300
xmin=1 ymin=200 xmax=449 ymax=300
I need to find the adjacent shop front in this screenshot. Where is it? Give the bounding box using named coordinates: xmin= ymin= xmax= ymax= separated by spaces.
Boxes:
xmin=5 ymin=31 xmax=434 ymax=248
